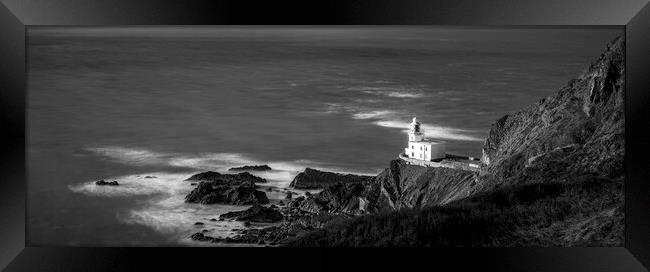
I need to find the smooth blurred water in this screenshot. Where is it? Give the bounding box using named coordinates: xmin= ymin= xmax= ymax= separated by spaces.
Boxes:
xmin=26 ymin=26 xmax=621 ymax=246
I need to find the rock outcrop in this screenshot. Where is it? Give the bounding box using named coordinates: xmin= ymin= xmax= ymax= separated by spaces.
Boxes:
xmin=229 ymin=165 xmax=272 ymax=171
xmin=289 ymin=168 xmax=373 ymax=189
xmin=220 ymin=204 xmax=284 ymax=222
xmin=286 ymin=160 xmax=477 ymax=215
xmin=364 ymin=160 xmax=478 ymax=212
xmin=184 ymin=171 xmax=269 ymax=205
xmin=186 ymin=171 xmax=267 ymax=183
xmin=287 ymin=182 xmax=367 ymax=214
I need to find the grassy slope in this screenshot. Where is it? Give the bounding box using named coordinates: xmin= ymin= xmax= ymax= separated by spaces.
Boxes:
xmin=287 ymin=174 xmax=623 ymax=247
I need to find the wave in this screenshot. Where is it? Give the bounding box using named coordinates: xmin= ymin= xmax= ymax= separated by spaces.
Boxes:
xmin=85 ymin=147 xmax=171 ymax=166
xmin=351 ymin=110 xmax=399 ymax=120
xmin=168 ymin=153 xmax=256 ymax=170
xmin=68 ymin=170 xmax=250 ymax=242
xmin=124 ymin=193 xmax=245 ymax=237
xmin=385 ymin=92 xmax=424 ymax=98
xmin=69 ymin=170 xmax=268 ymax=242
xmin=347 ymin=86 xmax=425 ymax=99
xmin=86 ymin=146 xmax=377 ymax=175
xmin=68 ymin=172 xmax=192 ymax=197
xmin=72 ymin=147 xmax=380 ymax=243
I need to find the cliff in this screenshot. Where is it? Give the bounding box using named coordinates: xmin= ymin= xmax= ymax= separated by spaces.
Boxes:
xmin=285 ymin=36 xmax=625 ymax=247
xmin=479 ymin=36 xmax=624 ymax=191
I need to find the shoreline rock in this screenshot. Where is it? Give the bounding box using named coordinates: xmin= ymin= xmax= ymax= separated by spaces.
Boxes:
xmin=186 ymin=171 xmax=267 ymax=183
xmin=184 ymin=171 xmax=270 ymax=205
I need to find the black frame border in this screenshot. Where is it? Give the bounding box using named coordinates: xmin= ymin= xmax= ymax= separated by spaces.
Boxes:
xmin=1 ymin=0 xmax=650 ymax=271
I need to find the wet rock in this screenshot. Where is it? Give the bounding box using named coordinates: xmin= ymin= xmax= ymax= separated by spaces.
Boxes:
xmin=186 ymin=171 xmax=267 ymax=184
xmin=185 ymin=171 xmax=269 ymax=205
xmin=194 ymin=222 xmax=204 ymax=225
xmin=190 ymin=232 xmax=214 ymax=242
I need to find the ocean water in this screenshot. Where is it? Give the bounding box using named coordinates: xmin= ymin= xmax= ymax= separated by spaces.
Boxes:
xmin=27 ymin=26 xmax=622 ymax=246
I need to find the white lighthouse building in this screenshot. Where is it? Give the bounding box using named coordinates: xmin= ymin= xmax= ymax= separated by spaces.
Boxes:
xmin=404 ymin=117 xmax=446 ymax=161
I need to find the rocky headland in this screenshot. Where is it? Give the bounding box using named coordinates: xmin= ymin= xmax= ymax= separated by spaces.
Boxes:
xmin=284 ymin=36 xmax=625 ymax=247
xmin=188 ymin=36 xmax=625 ymax=247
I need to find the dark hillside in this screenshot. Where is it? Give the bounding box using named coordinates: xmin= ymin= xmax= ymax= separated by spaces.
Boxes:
xmin=287 ymin=175 xmax=623 ymax=247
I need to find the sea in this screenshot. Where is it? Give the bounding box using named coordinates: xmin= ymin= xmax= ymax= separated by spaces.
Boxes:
xmin=26 ymin=26 xmax=622 ymax=246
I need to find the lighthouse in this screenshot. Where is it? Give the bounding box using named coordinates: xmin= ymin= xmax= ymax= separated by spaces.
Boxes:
xmin=404 ymin=117 xmax=446 ymax=161
xmin=408 ymin=117 xmax=424 ymax=142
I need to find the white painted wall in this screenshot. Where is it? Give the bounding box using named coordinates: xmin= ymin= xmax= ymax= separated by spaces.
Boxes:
xmin=405 ymin=141 xmax=446 ymax=161
xmin=428 ymin=143 xmax=446 ymax=160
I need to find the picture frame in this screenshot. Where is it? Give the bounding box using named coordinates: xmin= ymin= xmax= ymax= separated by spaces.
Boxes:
xmin=1 ymin=0 xmax=649 ymax=271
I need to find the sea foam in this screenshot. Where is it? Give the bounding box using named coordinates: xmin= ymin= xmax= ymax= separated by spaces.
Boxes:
xmin=71 ymin=147 xmax=380 ymax=243
xmin=68 ymin=172 xmax=192 ymax=197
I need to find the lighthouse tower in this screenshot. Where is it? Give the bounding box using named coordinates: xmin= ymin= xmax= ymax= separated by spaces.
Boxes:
xmin=408 ymin=117 xmax=424 ymax=142
xmin=404 ymin=117 xmax=446 ymax=161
